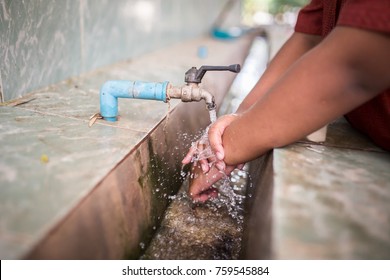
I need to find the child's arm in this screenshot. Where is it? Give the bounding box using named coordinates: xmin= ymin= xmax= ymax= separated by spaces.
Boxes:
xmin=219 ymin=26 xmax=390 ymax=165
xmin=187 ymin=33 xmax=323 ymax=200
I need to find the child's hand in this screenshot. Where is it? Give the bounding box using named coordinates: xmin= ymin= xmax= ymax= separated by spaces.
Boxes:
xmin=188 ymin=163 xmax=236 ymax=203
xmin=181 ymin=132 xmax=217 ymax=173
xmin=182 ymin=114 xmax=241 ymax=173
xmin=208 ymin=113 xmax=241 ymax=169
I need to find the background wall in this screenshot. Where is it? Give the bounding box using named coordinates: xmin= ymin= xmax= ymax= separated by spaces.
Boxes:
xmin=0 ymin=0 xmax=240 ymax=102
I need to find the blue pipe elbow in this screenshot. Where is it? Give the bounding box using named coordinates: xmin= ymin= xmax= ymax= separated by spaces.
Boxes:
xmin=100 ymin=80 xmax=169 ymax=121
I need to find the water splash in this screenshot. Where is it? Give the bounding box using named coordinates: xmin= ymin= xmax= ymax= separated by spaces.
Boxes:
xmin=141 ymin=169 xmax=249 ymax=260
xmin=185 ymin=107 xmax=248 ymax=221
xmin=189 ymin=131 xmax=215 ymax=164
xmin=142 ymin=107 xmax=251 ymax=259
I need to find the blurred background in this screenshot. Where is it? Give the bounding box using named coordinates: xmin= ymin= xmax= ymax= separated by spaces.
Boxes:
xmin=242 ymin=0 xmax=306 ymax=26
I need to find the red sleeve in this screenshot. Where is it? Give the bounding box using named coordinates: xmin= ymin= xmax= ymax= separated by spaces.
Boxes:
xmin=294 ymin=0 xmax=323 ymax=35
xmin=338 ymin=0 xmax=390 ymax=34
xmin=340 ymin=1 xmax=390 ymax=151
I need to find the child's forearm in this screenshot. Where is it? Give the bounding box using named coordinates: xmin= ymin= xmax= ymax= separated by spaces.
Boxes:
xmin=237 ymin=32 xmax=322 ymax=113
xmin=223 ymin=27 xmax=390 ymax=165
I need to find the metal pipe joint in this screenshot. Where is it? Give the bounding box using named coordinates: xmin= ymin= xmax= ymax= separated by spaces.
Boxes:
xmin=167 ymin=83 xmax=216 ymax=110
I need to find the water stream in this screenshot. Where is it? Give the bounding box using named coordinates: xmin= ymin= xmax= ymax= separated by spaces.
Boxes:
xmin=209 ymin=108 xmax=217 ymax=123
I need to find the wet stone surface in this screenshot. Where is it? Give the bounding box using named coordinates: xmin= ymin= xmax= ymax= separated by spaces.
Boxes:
xmin=272 ymin=141 xmax=390 ymax=259
xmin=142 ymin=169 xmax=249 ymax=260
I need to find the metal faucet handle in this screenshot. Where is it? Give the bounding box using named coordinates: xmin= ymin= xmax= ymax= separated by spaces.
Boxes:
xmin=185 ymin=64 xmax=241 ymax=84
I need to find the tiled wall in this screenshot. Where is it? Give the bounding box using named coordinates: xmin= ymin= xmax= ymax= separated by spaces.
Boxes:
xmin=0 ymin=0 xmax=240 ymax=102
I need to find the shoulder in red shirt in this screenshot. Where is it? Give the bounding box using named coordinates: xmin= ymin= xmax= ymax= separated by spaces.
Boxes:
xmin=295 ymin=0 xmax=390 ymax=150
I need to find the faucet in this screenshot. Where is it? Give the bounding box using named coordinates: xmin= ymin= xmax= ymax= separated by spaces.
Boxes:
xmin=99 ymin=64 xmax=240 ymax=121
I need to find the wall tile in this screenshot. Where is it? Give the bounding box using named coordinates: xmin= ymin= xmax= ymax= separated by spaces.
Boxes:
xmin=0 ymin=0 xmax=81 ymax=101
xmin=0 ymin=0 xmax=240 ymax=102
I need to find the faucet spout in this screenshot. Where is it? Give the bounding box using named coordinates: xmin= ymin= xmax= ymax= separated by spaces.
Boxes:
xmin=167 ymin=83 xmax=216 ymax=110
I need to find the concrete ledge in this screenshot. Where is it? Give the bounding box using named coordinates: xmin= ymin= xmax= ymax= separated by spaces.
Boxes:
xmin=272 ymin=120 xmax=390 ymax=259
xmin=242 ymin=118 xmax=390 ymax=259
xmin=0 ymin=35 xmax=255 ymax=259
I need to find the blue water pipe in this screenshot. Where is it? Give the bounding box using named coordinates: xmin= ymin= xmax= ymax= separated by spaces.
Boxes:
xmin=100 ymin=80 xmax=169 ymax=121
xmin=99 ymin=64 xmax=240 ymax=122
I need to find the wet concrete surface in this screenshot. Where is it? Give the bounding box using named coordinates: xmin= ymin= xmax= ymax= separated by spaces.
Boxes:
xmin=142 ymin=170 xmax=248 ymax=260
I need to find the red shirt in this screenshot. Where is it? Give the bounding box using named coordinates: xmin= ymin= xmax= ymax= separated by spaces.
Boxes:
xmin=295 ymin=0 xmax=390 ymax=151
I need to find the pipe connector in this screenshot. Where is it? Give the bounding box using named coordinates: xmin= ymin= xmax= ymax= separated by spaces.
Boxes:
xmin=167 ymin=84 xmax=216 ymax=110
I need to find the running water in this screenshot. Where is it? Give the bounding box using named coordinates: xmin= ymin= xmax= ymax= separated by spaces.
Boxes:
xmin=209 ymin=108 xmax=217 ymax=123
xmin=193 ymin=108 xmax=246 ymax=219
xmin=187 ymin=108 xmax=217 ymax=164
xmin=141 ymin=108 xmax=250 ymax=259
